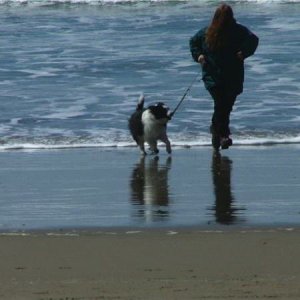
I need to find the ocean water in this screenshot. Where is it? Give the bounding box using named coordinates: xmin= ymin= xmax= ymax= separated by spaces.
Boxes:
xmin=1 ymin=0 xmax=300 ymax=151
xmin=1 ymin=0 xmax=300 ymax=231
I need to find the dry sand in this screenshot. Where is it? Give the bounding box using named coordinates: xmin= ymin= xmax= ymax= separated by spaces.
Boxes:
xmin=1 ymin=229 xmax=300 ymax=300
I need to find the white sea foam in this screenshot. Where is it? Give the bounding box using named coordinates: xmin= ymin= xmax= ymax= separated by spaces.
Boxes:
xmin=264 ymin=18 xmax=300 ymax=32
xmin=19 ymin=69 xmax=58 ymax=79
xmin=1 ymin=0 xmax=300 ymax=5
xmin=42 ymin=105 xmax=87 ymax=120
xmin=1 ymin=132 xmax=300 ymax=151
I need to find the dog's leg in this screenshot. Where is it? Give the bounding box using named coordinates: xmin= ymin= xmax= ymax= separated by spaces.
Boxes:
xmin=140 ymin=144 xmax=147 ymax=156
xmin=149 ymin=141 xmax=159 ymax=155
xmin=160 ymin=133 xmax=172 ymax=154
xmin=139 ymin=144 xmax=147 ymax=156
xmin=136 ymin=137 xmax=147 ymax=155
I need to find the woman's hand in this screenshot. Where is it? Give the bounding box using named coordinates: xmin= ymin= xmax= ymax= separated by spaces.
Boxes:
xmin=198 ymin=54 xmax=206 ymax=64
xmin=237 ymin=51 xmax=244 ymax=61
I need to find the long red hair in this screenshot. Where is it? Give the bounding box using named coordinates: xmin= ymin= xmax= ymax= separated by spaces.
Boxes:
xmin=205 ymin=3 xmax=235 ymax=51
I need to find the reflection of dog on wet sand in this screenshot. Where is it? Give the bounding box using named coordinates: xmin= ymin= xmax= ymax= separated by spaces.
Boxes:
xmin=130 ymin=156 xmax=172 ymax=220
xmin=128 ymin=95 xmax=172 ymax=155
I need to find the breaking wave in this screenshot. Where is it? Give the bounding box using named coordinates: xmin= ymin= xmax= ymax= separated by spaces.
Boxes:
xmin=1 ymin=132 xmax=300 ymax=151
xmin=1 ymin=0 xmax=300 ymax=6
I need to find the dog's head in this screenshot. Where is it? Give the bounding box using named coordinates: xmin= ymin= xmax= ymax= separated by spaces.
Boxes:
xmin=148 ymin=102 xmax=172 ymax=123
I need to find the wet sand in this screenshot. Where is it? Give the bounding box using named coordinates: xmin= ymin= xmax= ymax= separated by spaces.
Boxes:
xmin=0 ymin=145 xmax=300 ymax=230
xmin=1 ymin=229 xmax=300 ymax=299
xmin=0 ymin=145 xmax=300 ymax=299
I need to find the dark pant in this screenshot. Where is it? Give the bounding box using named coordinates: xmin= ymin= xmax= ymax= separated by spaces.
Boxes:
xmin=209 ymin=87 xmax=237 ymax=137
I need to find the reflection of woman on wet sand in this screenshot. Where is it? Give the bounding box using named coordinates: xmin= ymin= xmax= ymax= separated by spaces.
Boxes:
xmin=130 ymin=156 xmax=172 ymax=222
xmin=211 ymin=153 xmax=244 ymax=225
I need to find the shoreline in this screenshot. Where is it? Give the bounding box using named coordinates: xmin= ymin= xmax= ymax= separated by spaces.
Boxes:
xmin=0 ymin=142 xmax=300 ymax=152
xmin=0 ymin=224 xmax=299 ymax=236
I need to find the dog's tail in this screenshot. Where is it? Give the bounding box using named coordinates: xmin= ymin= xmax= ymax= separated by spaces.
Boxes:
xmin=136 ymin=94 xmax=145 ymax=111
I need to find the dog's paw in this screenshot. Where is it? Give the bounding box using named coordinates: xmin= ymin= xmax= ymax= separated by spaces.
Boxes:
xmin=150 ymin=149 xmax=159 ymax=155
xmin=140 ymin=150 xmax=147 ymax=156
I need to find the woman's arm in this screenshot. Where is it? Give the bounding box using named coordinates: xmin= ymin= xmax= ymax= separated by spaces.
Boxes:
xmin=238 ymin=24 xmax=259 ymax=59
xmin=189 ymin=28 xmax=207 ymax=62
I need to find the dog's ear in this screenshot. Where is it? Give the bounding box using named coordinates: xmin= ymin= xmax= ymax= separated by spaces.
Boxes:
xmin=167 ymin=110 xmax=173 ymax=120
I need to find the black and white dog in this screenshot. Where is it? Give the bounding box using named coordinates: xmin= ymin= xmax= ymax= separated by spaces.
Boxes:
xmin=128 ymin=95 xmax=172 ymax=155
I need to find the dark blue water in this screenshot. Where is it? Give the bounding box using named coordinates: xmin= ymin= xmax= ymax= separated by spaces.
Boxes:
xmin=1 ymin=0 xmax=300 ymax=150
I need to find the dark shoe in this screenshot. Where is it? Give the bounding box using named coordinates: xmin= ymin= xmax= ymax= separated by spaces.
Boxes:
xmin=220 ymin=137 xmax=232 ymax=150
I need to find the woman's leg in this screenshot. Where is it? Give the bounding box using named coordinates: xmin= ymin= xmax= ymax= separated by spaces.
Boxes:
xmin=209 ymin=88 xmax=236 ymax=148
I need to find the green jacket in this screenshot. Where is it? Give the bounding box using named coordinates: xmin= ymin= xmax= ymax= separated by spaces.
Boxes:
xmin=190 ymin=22 xmax=259 ymax=95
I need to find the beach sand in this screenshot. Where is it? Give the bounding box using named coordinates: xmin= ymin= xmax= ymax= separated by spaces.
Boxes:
xmin=0 ymin=145 xmax=300 ymax=299
xmin=1 ymin=229 xmax=300 ymax=300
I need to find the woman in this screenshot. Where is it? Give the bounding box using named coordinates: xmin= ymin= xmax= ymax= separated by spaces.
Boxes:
xmin=190 ymin=4 xmax=259 ymax=150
